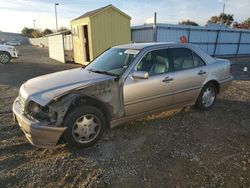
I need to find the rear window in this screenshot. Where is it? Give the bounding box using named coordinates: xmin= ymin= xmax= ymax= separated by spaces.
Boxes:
xmin=192 ymin=52 xmax=206 ymax=67
xmin=171 ymin=48 xmax=194 ymax=71
xmin=171 ymin=48 xmax=206 ymax=71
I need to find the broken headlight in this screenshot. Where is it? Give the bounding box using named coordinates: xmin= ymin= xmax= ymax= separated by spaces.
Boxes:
xmin=27 ymin=101 xmax=40 ymax=114
xmin=27 ymin=101 xmax=57 ymax=122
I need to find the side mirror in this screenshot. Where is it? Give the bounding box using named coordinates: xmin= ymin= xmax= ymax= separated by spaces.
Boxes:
xmin=132 ymin=70 xmax=149 ymax=79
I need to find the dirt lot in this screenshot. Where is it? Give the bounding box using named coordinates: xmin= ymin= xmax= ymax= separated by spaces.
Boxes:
xmin=0 ymin=45 xmax=249 ymax=187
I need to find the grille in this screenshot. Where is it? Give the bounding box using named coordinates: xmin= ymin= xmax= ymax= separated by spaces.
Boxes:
xmin=18 ymin=95 xmax=26 ymax=113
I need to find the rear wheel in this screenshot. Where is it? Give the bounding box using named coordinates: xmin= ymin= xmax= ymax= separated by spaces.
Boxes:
xmin=63 ymin=105 xmax=107 ymax=148
xmin=195 ymin=83 xmax=217 ymax=110
xmin=0 ymin=51 xmax=11 ymax=64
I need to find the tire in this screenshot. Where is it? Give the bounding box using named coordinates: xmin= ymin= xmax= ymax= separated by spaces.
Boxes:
xmin=63 ymin=105 xmax=107 ymax=148
xmin=195 ymin=83 xmax=217 ymax=110
xmin=0 ymin=51 xmax=11 ymax=64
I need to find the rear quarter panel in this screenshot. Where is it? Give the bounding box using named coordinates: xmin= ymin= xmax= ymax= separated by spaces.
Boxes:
xmin=206 ymin=58 xmax=232 ymax=84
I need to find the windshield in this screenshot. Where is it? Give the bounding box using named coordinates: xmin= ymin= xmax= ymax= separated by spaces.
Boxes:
xmin=86 ymin=48 xmax=139 ymax=76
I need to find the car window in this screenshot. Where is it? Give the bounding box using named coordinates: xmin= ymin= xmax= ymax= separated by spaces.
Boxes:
xmin=136 ymin=49 xmax=170 ymax=75
xmin=86 ymin=48 xmax=138 ymax=76
xmin=192 ymin=52 xmax=206 ymax=67
xmin=171 ymin=48 xmax=194 ymax=71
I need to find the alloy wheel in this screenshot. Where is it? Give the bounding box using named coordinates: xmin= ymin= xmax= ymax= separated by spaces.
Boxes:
xmin=72 ymin=114 xmax=101 ymax=143
xmin=0 ymin=53 xmax=10 ymax=64
xmin=202 ymin=87 xmax=215 ymax=108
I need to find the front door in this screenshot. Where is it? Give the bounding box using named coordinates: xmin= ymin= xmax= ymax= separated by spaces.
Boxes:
xmin=123 ymin=49 xmax=174 ymax=116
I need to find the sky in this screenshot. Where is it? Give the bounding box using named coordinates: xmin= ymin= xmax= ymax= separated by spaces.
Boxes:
xmin=0 ymin=0 xmax=249 ymax=33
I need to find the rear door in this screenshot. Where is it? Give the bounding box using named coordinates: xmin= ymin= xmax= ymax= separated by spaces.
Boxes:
xmin=169 ymin=48 xmax=208 ymax=104
xmin=123 ymin=49 xmax=174 ymax=116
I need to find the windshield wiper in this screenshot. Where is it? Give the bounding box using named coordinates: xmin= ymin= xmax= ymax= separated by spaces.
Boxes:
xmin=88 ymin=69 xmax=118 ymax=76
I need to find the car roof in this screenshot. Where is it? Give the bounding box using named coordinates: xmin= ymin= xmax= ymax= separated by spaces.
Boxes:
xmin=113 ymin=42 xmax=196 ymax=50
xmin=114 ymin=42 xmax=215 ymax=64
xmin=114 ymin=42 xmax=173 ymax=50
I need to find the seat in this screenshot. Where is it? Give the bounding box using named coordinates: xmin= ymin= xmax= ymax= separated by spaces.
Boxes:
xmin=140 ymin=60 xmax=154 ymax=72
xmin=149 ymin=56 xmax=169 ymax=75
xmin=181 ymin=59 xmax=193 ymax=69
xmin=150 ymin=63 xmax=166 ymax=74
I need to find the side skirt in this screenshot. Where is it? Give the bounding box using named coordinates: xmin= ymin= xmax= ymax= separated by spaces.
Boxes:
xmin=110 ymin=101 xmax=195 ymax=128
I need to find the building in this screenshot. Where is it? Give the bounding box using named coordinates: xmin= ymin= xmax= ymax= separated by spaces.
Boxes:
xmin=71 ymin=4 xmax=131 ymax=65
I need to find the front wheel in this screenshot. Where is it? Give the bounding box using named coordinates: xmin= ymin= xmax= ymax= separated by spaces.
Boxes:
xmin=63 ymin=105 xmax=107 ymax=148
xmin=0 ymin=52 xmax=11 ymax=64
xmin=195 ymin=84 xmax=217 ymax=110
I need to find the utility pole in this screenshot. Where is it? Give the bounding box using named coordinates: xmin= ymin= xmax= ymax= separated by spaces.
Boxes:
xmin=33 ymin=20 xmax=36 ymax=29
xmin=55 ymin=3 xmax=59 ymax=32
xmin=221 ymin=3 xmax=225 ymax=26
xmin=153 ymin=12 xmax=157 ymax=42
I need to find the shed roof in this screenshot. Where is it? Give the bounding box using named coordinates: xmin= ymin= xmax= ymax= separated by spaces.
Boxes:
xmin=72 ymin=4 xmax=131 ymax=21
xmin=45 ymin=30 xmax=71 ymax=37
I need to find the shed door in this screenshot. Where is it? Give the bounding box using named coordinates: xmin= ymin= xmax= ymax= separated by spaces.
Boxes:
xmin=83 ymin=25 xmax=90 ymax=62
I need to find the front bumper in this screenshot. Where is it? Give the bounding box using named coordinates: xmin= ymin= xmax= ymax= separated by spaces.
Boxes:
xmin=9 ymin=49 xmax=18 ymax=58
xmin=11 ymin=50 xmax=18 ymax=58
xmin=12 ymin=98 xmax=67 ymax=148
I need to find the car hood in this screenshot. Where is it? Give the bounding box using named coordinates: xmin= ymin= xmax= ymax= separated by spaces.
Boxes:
xmin=20 ymin=68 xmax=115 ymax=106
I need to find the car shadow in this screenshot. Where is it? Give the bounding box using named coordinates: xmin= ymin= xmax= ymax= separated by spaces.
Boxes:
xmin=63 ymin=98 xmax=250 ymax=155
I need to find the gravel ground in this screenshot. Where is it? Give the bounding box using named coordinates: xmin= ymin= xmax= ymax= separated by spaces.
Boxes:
xmin=0 ymin=45 xmax=249 ymax=187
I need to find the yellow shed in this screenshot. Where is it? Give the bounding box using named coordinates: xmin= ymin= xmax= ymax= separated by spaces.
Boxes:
xmin=70 ymin=4 xmax=131 ymax=65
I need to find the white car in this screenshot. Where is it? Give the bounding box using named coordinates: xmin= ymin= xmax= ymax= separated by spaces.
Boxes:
xmin=4 ymin=41 xmax=22 ymax=46
xmin=0 ymin=44 xmax=18 ymax=64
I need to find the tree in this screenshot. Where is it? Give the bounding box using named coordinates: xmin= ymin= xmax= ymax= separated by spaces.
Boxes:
xmin=43 ymin=28 xmax=53 ymax=36
xmin=21 ymin=27 xmax=35 ymax=37
xmin=179 ymin=20 xmax=199 ymax=26
xmin=30 ymin=29 xmax=43 ymax=38
xmin=233 ymin=17 xmax=250 ymax=29
xmin=207 ymin=16 xmax=219 ymax=24
xmin=219 ymin=13 xmax=234 ymax=26
xmin=21 ymin=27 xmax=55 ymax=38
xmin=57 ymin=26 xmax=69 ymax=32
xmin=245 ymin=17 xmax=250 ymax=24
xmin=21 ymin=27 xmax=42 ymax=38
xmin=207 ymin=13 xmax=234 ymax=26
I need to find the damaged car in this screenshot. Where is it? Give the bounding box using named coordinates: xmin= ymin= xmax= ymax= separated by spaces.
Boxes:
xmin=13 ymin=42 xmax=233 ymax=148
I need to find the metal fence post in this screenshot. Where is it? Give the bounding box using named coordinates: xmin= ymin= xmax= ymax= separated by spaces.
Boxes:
xmin=213 ymin=30 xmax=220 ymax=56
xmin=188 ymin=27 xmax=191 ymax=42
xmin=236 ymin=31 xmax=243 ymax=56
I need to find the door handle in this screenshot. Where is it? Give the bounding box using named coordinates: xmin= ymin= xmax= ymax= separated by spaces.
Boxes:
xmin=162 ymin=77 xmax=174 ymax=82
xmin=198 ymin=70 xmax=206 ymax=76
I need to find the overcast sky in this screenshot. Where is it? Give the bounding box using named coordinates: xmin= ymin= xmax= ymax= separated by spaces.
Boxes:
xmin=0 ymin=0 xmax=249 ymax=33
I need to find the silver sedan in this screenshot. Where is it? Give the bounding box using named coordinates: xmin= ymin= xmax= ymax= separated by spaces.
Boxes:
xmin=13 ymin=42 xmax=233 ymax=148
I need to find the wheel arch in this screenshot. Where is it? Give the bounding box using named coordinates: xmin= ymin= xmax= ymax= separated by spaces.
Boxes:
xmin=65 ymin=95 xmax=112 ymax=127
xmin=0 ymin=50 xmax=11 ymax=57
xmin=204 ymin=80 xmax=220 ymax=94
